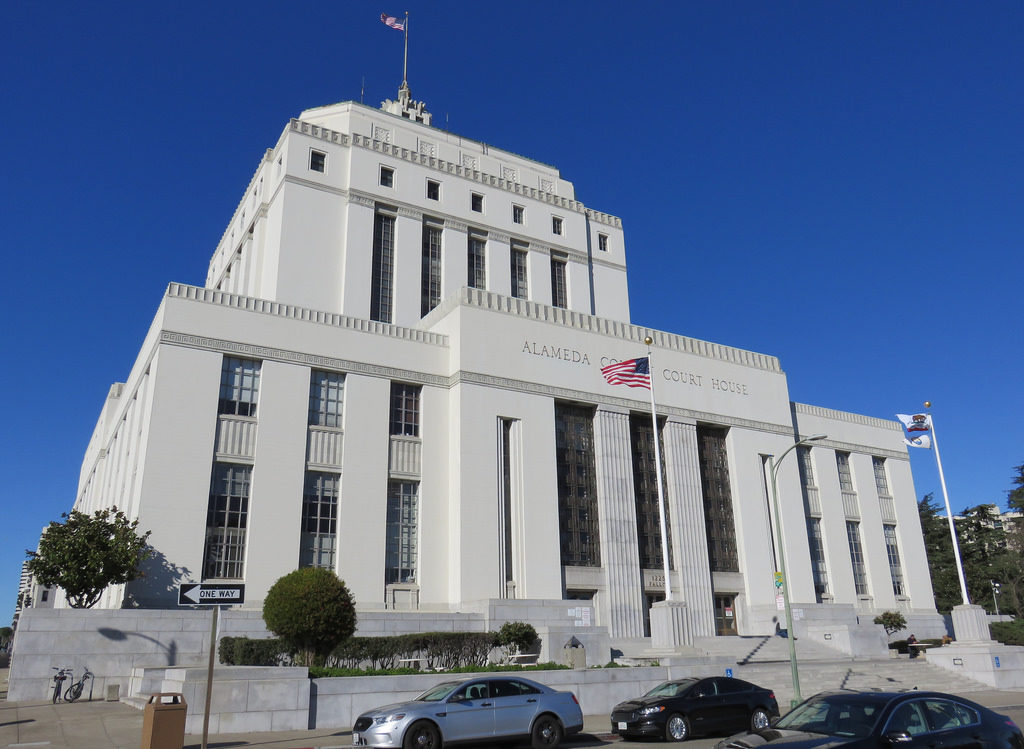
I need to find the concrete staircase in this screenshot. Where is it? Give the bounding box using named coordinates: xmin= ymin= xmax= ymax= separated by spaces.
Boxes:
xmin=685 ymin=636 xmax=988 ymax=708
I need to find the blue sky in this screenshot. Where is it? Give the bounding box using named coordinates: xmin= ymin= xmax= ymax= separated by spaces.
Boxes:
xmin=2 ymin=2 xmax=1021 ymax=625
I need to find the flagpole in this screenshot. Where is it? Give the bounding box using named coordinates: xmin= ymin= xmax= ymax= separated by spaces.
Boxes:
xmin=926 ymin=402 xmax=970 ymax=605
xmin=644 ymin=336 xmax=672 ymax=602
xmin=402 ymin=12 xmax=409 ymax=86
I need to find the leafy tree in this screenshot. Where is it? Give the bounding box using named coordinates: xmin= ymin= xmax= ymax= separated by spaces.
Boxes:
xmin=25 ymin=507 xmax=152 ymax=609
xmin=0 ymin=626 xmax=12 ymax=648
xmin=919 ymin=494 xmax=961 ymax=614
xmin=873 ymin=611 xmax=907 ymax=637
xmin=263 ymin=568 xmax=357 ymax=667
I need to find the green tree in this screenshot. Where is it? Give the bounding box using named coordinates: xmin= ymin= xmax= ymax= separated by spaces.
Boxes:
xmin=25 ymin=507 xmax=152 ymax=609
xmin=919 ymin=494 xmax=960 ymax=613
xmin=262 ymin=568 xmax=357 ymax=667
xmin=496 ymin=621 xmax=538 ymax=660
xmin=0 ymin=626 xmax=12 ymax=649
xmin=873 ymin=611 xmax=907 ymax=638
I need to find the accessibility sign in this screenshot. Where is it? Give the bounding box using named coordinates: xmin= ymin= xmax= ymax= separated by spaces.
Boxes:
xmin=178 ymin=583 xmax=246 ymax=606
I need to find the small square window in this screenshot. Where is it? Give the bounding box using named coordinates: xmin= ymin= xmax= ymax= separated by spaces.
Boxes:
xmin=471 ymin=193 xmax=484 ymax=212
xmin=598 ymin=233 xmax=608 ymax=251
xmin=512 ymin=204 xmax=524 ymax=224
xmin=380 ymin=166 xmax=394 ymax=188
xmin=427 ymin=180 xmax=440 ymax=200
xmin=552 ymin=216 xmax=563 ymax=235
xmin=309 ymin=150 xmax=326 ymax=173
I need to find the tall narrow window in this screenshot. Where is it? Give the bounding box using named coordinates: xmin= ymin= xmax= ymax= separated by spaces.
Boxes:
xmin=421 ymin=220 xmax=442 ymax=316
xmin=468 ymin=234 xmax=486 ymax=289
xmin=379 ymin=166 xmax=394 ymax=187
xmin=797 ymin=446 xmax=816 ymax=488
xmin=390 ymin=383 xmax=421 ymax=436
xmin=836 ymin=452 xmax=855 ymax=492
xmin=203 ymin=463 xmax=251 ymax=579
xmin=300 ymin=471 xmax=338 ymax=569
xmin=806 ymin=517 xmax=830 ymax=601
xmin=308 ymin=370 xmax=344 ymax=427
xmin=555 ymin=403 xmax=600 ymax=567
xmin=512 ymin=204 xmax=524 ymax=224
xmin=883 ymin=524 xmax=905 ymax=596
xmin=550 ymin=254 xmax=567 ymax=308
xmin=846 ymin=521 xmax=869 ymax=595
xmin=551 ymin=216 xmax=563 ymax=235
xmin=510 ymin=242 xmax=528 ymax=300
xmin=426 ymin=179 xmax=440 ymax=200
xmin=371 ymin=211 xmax=395 ymax=323
xmin=697 ymin=426 xmax=739 ymax=572
xmin=630 ymin=413 xmax=670 ymax=570
xmin=598 ymin=233 xmax=608 ymax=252
xmin=218 ymin=357 xmax=260 ymax=416
xmin=386 ymin=481 xmax=418 ymax=584
xmin=471 ymin=192 xmax=483 ymax=212
xmin=498 ymin=418 xmax=520 ymax=596
xmin=872 ymin=457 xmax=891 ymax=496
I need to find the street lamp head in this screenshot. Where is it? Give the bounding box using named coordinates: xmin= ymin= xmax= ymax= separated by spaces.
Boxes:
xmin=798 ymin=434 xmax=827 ymax=445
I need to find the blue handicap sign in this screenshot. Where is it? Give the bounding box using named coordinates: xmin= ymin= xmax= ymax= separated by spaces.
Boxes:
xmin=725 ymin=668 xmax=734 ymax=678
xmin=995 ymin=656 xmax=1001 ymax=668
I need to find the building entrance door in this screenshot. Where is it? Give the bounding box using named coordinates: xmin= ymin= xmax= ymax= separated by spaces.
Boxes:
xmin=714 ymin=594 xmax=738 ymax=635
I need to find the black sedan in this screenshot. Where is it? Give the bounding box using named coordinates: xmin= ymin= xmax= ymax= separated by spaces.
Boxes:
xmin=716 ymin=690 xmax=1024 ymax=749
xmin=611 ymin=676 xmax=780 ymax=741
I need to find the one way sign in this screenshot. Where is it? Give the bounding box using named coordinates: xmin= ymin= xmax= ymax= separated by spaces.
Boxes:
xmin=178 ymin=583 xmax=246 ymax=606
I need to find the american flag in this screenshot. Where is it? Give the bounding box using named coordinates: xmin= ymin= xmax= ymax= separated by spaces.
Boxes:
xmin=380 ymin=13 xmax=405 ymax=30
xmin=601 ymin=357 xmax=651 ymax=389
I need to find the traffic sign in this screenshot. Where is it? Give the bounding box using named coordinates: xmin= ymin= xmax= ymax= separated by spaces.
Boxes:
xmin=774 ymin=572 xmax=784 ymax=588
xmin=178 ymin=583 xmax=245 ymax=606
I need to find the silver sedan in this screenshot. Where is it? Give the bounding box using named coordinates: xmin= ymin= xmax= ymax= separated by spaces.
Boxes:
xmin=352 ymin=675 xmax=584 ymax=749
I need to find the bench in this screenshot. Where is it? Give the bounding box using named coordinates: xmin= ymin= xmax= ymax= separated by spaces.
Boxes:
xmin=397 ymin=658 xmax=425 ymax=669
xmin=506 ymin=653 xmax=538 ymax=665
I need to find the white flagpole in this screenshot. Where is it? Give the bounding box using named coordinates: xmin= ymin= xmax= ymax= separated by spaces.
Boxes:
xmin=926 ymin=402 xmax=970 ymax=605
xmin=644 ymin=336 xmax=672 ymax=602
xmin=402 ymin=12 xmax=409 ymax=86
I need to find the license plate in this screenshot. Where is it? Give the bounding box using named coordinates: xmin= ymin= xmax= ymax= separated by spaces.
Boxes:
xmin=618 ymin=722 xmax=627 ymax=730
xmin=353 ymin=732 xmax=363 ymax=745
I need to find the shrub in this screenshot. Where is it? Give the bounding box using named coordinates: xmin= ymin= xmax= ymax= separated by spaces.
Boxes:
xmin=219 ymin=636 xmax=288 ymax=666
xmin=991 ymin=620 xmax=1024 ymax=645
xmin=263 ymin=568 xmax=357 ymax=667
xmin=496 ymin=621 xmax=537 ymax=658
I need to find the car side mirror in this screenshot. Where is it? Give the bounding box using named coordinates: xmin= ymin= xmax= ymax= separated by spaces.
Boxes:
xmin=884 ymin=731 xmax=913 ymax=744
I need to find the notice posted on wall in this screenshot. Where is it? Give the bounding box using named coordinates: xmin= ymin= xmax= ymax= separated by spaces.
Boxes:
xmin=569 ymin=606 xmax=593 ymax=626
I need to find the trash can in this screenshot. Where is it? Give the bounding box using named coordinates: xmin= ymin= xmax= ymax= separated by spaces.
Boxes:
xmin=563 ymin=636 xmax=586 ymax=670
xmin=140 ymin=692 xmax=187 ymax=749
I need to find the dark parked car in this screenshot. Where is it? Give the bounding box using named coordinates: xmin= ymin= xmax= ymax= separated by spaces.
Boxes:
xmin=715 ymin=690 xmax=1024 ymax=749
xmin=352 ymin=675 xmax=583 ymax=749
xmin=611 ymin=676 xmax=780 ymax=741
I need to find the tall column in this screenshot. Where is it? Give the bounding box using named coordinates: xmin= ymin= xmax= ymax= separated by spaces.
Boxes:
xmin=592 ymin=407 xmax=645 ymax=639
xmin=661 ymin=420 xmax=715 ymax=639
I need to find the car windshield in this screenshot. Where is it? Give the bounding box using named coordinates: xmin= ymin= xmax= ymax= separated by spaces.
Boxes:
xmin=416 ymin=681 xmax=463 ymax=702
xmin=775 ymin=695 xmax=882 ymax=739
xmin=645 ymin=679 xmax=697 ymax=698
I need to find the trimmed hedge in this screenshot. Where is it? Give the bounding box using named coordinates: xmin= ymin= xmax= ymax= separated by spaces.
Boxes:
xmin=220 ymin=630 xmax=501 ymax=670
xmin=991 ymin=620 xmax=1024 ymax=645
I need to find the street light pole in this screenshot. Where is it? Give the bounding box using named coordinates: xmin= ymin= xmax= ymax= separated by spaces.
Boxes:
xmin=768 ymin=433 xmax=827 ymax=709
xmin=991 ymin=581 xmax=1001 ymax=617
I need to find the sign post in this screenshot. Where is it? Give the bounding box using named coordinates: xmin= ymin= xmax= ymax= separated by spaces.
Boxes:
xmin=179 ymin=583 xmax=245 ymax=749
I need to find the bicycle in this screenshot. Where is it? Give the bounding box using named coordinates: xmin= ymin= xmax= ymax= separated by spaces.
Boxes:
xmin=64 ymin=666 xmax=94 ymax=702
xmin=51 ymin=667 xmax=71 ymax=703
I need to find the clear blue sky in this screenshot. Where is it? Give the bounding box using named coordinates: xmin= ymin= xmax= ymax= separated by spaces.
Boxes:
xmin=2 ymin=2 xmax=1021 ymax=625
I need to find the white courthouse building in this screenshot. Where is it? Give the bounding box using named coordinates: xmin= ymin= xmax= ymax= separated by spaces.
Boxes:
xmin=67 ymin=84 xmax=941 ymax=656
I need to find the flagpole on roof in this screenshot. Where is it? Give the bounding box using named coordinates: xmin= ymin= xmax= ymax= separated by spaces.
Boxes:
xmin=644 ymin=336 xmax=672 ymax=602
xmin=403 ymin=11 xmax=409 ymax=86
xmin=926 ymin=402 xmax=971 ymax=605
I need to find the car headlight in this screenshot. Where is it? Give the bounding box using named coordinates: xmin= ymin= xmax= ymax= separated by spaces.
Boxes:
xmin=373 ymin=713 xmax=406 ymax=725
xmin=639 ymin=706 xmax=665 ymax=716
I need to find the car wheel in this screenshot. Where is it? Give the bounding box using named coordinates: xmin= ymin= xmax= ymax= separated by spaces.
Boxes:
xmin=665 ymin=713 xmax=690 ymax=742
xmin=531 ymin=714 xmax=564 ymax=749
xmin=750 ymin=708 xmax=771 ymax=731
xmin=403 ymin=720 xmax=440 ymax=749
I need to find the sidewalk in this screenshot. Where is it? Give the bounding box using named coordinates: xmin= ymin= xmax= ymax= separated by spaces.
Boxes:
xmin=0 ymin=669 xmax=615 ymax=749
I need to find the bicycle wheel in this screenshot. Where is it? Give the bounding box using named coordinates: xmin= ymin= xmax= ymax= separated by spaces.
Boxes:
xmin=65 ymin=682 xmax=83 ymax=702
